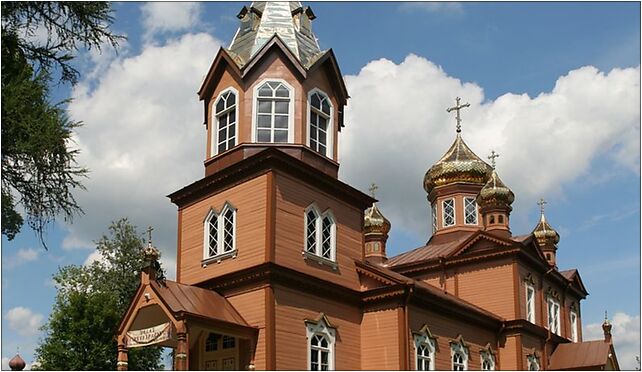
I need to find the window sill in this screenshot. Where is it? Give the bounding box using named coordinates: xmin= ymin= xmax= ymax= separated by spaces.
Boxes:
xmin=202 ymin=250 xmax=237 ymax=267
xmin=302 ymin=251 xmax=338 ymax=270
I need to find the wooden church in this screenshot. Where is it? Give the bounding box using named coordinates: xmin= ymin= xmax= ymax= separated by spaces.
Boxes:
xmin=117 ymin=2 xmax=620 ymax=370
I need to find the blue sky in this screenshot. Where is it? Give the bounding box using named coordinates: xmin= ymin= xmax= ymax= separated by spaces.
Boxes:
xmin=2 ymin=1 xmax=640 ymax=369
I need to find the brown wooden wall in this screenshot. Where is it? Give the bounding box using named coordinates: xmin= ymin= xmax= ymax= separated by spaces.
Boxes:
xmin=178 ymin=174 xmax=268 ymax=285
xmin=499 ymin=335 xmax=519 ymax=370
xmin=226 ymin=289 xmax=267 ymax=370
xmin=273 ymin=284 xmax=362 ymax=370
xmin=454 ymin=258 xmax=516 ymax=319
xmin=408 ymin=305 xmax=498 ymax=371
xmin=521 ymin=333 xmax=543 ymax=369
xmin=273 ymin=172 xmax=364 ymax=290
xmin=360 ymin=308 xmax=401 ymax=370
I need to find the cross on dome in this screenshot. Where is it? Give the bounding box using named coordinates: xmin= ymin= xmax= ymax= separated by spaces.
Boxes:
xmin=488 ymin=150 xmax=499 ymax=169
xmin=369 ymin=182 xmax=378 ymax=198
xmin=446 ymin=97 xmax=471 ymax=133
xmin=537 ymin=198 xmax=547 ymax=215
xmin=146 ymin=226 xmax=154 ymax=247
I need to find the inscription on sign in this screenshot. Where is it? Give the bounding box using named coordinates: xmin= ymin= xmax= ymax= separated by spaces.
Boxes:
xmin=126 ymin=322 xmax=173 ymax=348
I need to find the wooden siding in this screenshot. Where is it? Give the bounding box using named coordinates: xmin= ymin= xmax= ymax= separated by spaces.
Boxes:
xmin=273 ymin=172 xmax=363 ymax=290
xmin=206 ymin=65 xmax=244 ymax=160
xmin=178 ymin=174 xmax=268 ymax=285
xmin=456 ymin=258 xmax=516 ymax=319
xmin=227 ymin=289 xmax=266 ymax=371
xmin=274 ymin=285 xmax=361 ymax=370
xmin=361 ymin=309 xmax=400 ymax=370
xmin=409 ymin=305 xmax=497 ymax=371
xmin=499 ymin=335 xmax=519 ymax=370
xmin=521 ymin=333 xmax=542 ymax=368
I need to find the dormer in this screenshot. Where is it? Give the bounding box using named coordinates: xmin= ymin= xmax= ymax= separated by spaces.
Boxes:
xmin=197 ymin=1 xmax=348 ymax=179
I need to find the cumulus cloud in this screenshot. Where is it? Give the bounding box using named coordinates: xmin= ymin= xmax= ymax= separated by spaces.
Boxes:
xmin=5 ymin=307 xmax=44 ymax=337
xmin=584 ymin=312 xmax=640 ymax=370
xmin=141 ymin=2 xmax=202 ymax=40
xmin=64 ymin=32 xmax=222 ymax=275
xmin=4 ymin=248 xmax=39 ymax=268
xmin=340 ymin=55 xmax=640 ymax=240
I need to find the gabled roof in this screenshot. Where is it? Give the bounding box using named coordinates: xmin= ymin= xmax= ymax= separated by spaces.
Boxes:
xmin=559 ymin=269 xmax=589 ymax=296
xmin=548 ymin=341 xmax=619 ymax=370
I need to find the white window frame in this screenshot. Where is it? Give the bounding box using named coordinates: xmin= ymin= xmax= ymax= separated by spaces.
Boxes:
xmin=570 ymin=310 xmax=578 ymax=342
xmin=306 ymin=88 xmax=334 ymax=159
xmin=464 ymin=197 xmax=478 ymax=225
xmin=480 ymin=349 xmax=495 ymax=371
xmin=547 ymin=297 xmax=561 ymax=335
xmin=526 ymin=282 xmax=536 ymax=323
xmin=450 ymin=340 xmax=469 ymax=371
xmin=251 ymin=78 xmax=295 ymax=144
xmin=211 ymin=87 xmax=239 ymax=156
xmin=527 ymin=354 xmax=540 ymax=371
xmin=414 ymin=330 xmax=436 ymax=371
xmin=306 ymin=317 xmax=336 ymax=371
xmin=303 ymin=205 xmax=337 ymax=263
xmin=431 ymin=203 xmax=438 ymax=233
xmin=442 ymin=198 xmax=456 ymax=227
xmin=202 ymin=202 xmax=237 ymax=262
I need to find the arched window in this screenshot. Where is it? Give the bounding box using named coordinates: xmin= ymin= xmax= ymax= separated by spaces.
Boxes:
xmin=480 ymin=348 xmax=495 ymax=371
xmin=203 ymin=203 xmax=237 ymax=261
xmin=213 ymin=88 xmax=237 ymax=155
xmin=547 ymin=296 xmax=561 ymax=335
xmin=306 ymin=315 xmax=336 ymax=371
xmin=527 ymin=354 xmax=540 ymax=371
xmin=304 ymin=205 xmax=336 ymax=262
xmin=308 ymin=90 xmax=332 ymax=157
xmin=414 ymin=326 xmax=436 ymax=371
xmin=255 ymin=80 xmax=292 ymax=143
xmin=450 ymin=338 xmax=469 ymax=371
xmin=570 ymin=308 xmax=579 ymax=342
xmin=443 ymin=198 xmax=455 ymax=227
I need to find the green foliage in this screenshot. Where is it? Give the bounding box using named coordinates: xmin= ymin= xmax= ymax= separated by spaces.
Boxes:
xmin=35 ymin=219 xmax=164 ymax=370
xmin=1 ymin=2 xmax=124 ymax=247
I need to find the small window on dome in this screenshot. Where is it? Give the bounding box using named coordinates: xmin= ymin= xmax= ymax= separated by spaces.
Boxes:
xmin=442 ymin=199 xmax=455 ymax=227
xmin=498 ymin=215 xmax=504 ymax=224
xmin=489 ymin=215 xmax=495 ymax=225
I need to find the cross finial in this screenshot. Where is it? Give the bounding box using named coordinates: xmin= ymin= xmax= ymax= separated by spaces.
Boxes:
xmin=488 ymin=150 xmax=500 ymax=169
xmin=446 ymin=96 xmax=471 ymax=133
xmin=605 ymin=310 xmax=608 ymax=321
xmin=146 ymin=226 xmax=154 ymax=247
xmin=537 ymin=198 xmax=547 ymax=215
xmin=368 ymin=182 xmax=378 ymax=198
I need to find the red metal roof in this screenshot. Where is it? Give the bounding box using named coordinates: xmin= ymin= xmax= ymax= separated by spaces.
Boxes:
xmin=387 ymin=231 xmax=476 ymax=266
xmin=548 ymin=340 xmax=613 ymax=370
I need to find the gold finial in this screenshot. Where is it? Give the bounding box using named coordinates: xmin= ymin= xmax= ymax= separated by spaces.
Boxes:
xmin=369 ymin=182 xmax=378 ymax=198
xmin=146 ymin=226 xmax=154 ymax=247
xmin=488 ymin=150 xmax=499 ymax=169
xmin=537 ymin=198 xmax=547 ymax=215
xmin=446 ymin=96 xmax=471 ymax=133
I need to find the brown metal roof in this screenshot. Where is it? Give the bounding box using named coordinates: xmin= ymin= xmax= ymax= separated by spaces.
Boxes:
xmin=548 ymin=341 xmax=612 ymax=370
xmin=387 ymin=231 xmax=476 ymax=266
xmin=151 ymin=280 xmax=250 ymax=328
xmin=559 ymin=269 xmax=577 ymax=281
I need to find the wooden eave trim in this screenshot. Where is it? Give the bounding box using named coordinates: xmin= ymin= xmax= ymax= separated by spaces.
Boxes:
xmin=117 ymin=282 xmax=147 ymax=333
xmin=356 ymin=266 xmax=396 ymax=286
xmin=198 ymin=47 xmax=242 ymax=101
xmin=175 ymin=311 xmax=259 ymax=337
xmin=392 ymin=247 xmax=522 ymax=276
xmin=240 ymin=34 xmax=307 ymax=80
xmin=452 ymin=231 xmax=514 ymax=257
xmin=355 ymin=260 xmax=413 ymax=285
xmin=501 ymin=319 xmax=549 ymax=338
xmin=168 ymin=147 xmax=374 ymax=210
xmin=361 ymin=284 xmax=408 ymax=303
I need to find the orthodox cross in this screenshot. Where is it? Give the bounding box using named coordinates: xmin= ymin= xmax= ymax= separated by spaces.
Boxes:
xmin=369 ymin=182 xmax=378 ymax=198
xmin=146 ymin=226 xmax=154 ymax=246
xmin=488 ymin=150 xmax=500 ymax=169
xmin=537 ymin=198 xmax=547 ymax=215
xmin=446 ymin=96 xmax=470 ymax=133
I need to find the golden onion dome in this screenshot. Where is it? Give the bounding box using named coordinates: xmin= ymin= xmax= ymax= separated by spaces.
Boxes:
xmin=533 ymin=212 xmax=560 ymax=246
xmin=364 ymin=203 xmax=391 ymax=235
xmin=424 ymin=133 xmax=493 ymax=195
xmin=477 ymin=170 xmax=515 ymax=208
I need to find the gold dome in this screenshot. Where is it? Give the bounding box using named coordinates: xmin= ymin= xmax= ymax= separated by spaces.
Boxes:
xmin=533 ymin=213 xmax=560 ymax=246
xmin=477 ymin=170 xmax=515 ymax=208
xmin=364 ymin=203 xmax=391 ymax=235
xmin=424 ymin=134 xmax=493 ymax=195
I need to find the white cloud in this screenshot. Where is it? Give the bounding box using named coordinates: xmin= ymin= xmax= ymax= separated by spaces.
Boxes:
xmin=5 ymin=248 xmax=40 ymax=268
xmin=83 ymin=251 xmax=107 ymax=267
xmin=340 ymin=55 xmax=640 ymax=239
xmin=65 ymin=32 xmax=223 ymax=275
xmin=584 ymin=312 xmax=640 ymax=370
xmin=5 ymin=307 xmax=44 ymax=337
xmin=140 ymin=2 xmax=202 ymax=40
xmin=399 ymin=2 xmax=464 ymax=15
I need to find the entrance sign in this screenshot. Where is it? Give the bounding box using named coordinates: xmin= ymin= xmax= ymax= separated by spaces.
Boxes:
xmin=126 ymin=322 xmax=173 ymax=348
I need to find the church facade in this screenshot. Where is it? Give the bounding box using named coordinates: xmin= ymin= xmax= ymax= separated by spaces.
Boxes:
xmin=117 ymin=2 xmax=619 ymax=370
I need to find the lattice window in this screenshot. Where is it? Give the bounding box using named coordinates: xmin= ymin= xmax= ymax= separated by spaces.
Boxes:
xmin=527 ymin=355 xmax=540 ymax=371
xmin=321 ymin=216 xmax=333 ymax=259
xmin=256 ymin=81 xmax=291 ymax=143
xmin=205 ymin=333 xmax=220 ymax=352
xmin=310 ymin=334 xmax=330 ymax=371
xmin=304 ymin=205 xmax=336 ymax=262
xmin=414 ymin=328 xmax=436 ymax=371
xmin=222 ymin=207 xmax=235 ymax=253
xmin=464 ymin=197 xmax=477 ymax=225
xmin=526 ymin=283 xmax=536 ymax=323
xmin=443 ymin=199 xmax=455 ymax=227
xmin=306 ymin=209 xmax=318 ymax=254
xmin=431 ymin=203 xmax=437 ymax=233
xmin=214 ymin=89 xmax=237 ymax=154
xmin=203 ymin=203 xmax=236 ymax=261
xmin=222 ymin=335 xmax=235 ymax=349
xmin=306 ymin=316 xmax=335 ymax=371
xmin=205 ymin=210 xmax=219 ymax=259
xmin=309 ymin=90 xmax=332 ymax=156
xmin=451 ymin=340 xmax=469 ymax=371
xmin=480 ymin=350 xmax=495 ymax=371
